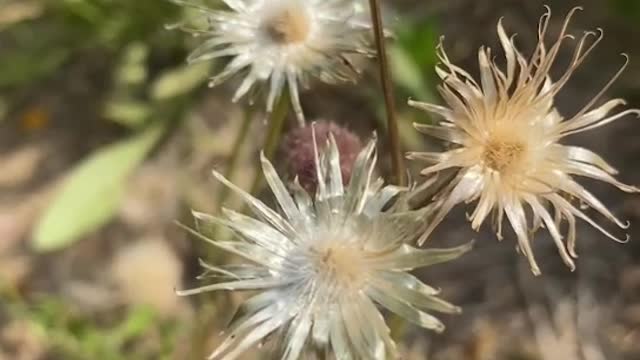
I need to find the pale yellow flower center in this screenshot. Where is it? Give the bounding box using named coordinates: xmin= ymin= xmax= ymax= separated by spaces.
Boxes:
xmin=482 ymin=138 xmax=526 ymax=173
xmin=312 ymin=242 xmax=365 ymax=287
xmin=262 ymin=5 xmax=311 ymax=44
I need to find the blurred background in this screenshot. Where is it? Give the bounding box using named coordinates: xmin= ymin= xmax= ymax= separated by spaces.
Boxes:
xmin=1 ymin=0 xmax=639 ymax=359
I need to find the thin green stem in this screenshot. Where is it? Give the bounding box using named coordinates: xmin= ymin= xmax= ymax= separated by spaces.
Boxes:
xmin=248 ymin=92 xmax=290 ymax=196
xmin=217 ymin=108 xmax=254 ymax=204
xmin=368 ymin=0 xmax=406 ymax=186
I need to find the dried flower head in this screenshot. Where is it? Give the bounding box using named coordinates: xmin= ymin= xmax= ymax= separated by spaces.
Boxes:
xmin=169 ymin=0 xmax=373 ymax=125
xmin=280 ymin=121 xmax=363 ymax=193
xmin=407 ymin=6 xmax=640 ymax=275
xmin=180 ymin=131 xmax=471 ymax=359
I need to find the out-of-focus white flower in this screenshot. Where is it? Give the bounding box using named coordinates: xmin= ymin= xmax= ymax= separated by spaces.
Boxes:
xmin=407 ymin=6 xmax=639 ymax=275
xmin=180 ymin=130 xmax=471 ymax=359
xmin=169 ymin=0 xmax=373 ymax=125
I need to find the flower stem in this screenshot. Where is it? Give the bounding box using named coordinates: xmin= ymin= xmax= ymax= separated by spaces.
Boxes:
xmin=217 ymin=108 xmax=254 ymax=204
xmin=249 ymin=92 xmax=290 ymax=196
xmin=368 ymin=0 xmax=406 ymax=186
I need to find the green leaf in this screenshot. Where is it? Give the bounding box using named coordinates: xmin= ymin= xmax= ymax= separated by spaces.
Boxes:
xmin=32 ymin=123 xmax=164 ymax=252
xmin=0 ymin=97 xmax=8 ymax=123
xmin=111 ymin=306 xmax=156 ymax=346
xmin=390 ymin=44 xmax=432 ymax=100
xmin=114 ymin=43 xmax=149 ymax=87
xmin=150 ymin=62 xmax=211 ymax=101
xmin=104 ymin=99 xmax=152 ymax=128
xmin=0 ymin=49 xmax=69 ymax=88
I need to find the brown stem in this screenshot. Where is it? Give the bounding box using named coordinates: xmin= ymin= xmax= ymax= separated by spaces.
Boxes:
xmin=368 ymin=0 xmax=406 ymax=186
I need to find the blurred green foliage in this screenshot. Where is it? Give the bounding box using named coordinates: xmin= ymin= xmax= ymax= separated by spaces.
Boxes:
xmin=33 ymin=122 xmax=165 ymax=251
xmin=0 ymin=0 xmax=182 ymax=89
xmin=391 ymin=17 xmax=439 ymax=102
xmin=610 ymin=0 xmax=640 ymax=21
xmin=4 ymin=294 xmax=179 ymax=359
xmin=385 ymin=16 xmax=440 ymax=150
xmin=0 ymin=0 xmax=215 ymax=250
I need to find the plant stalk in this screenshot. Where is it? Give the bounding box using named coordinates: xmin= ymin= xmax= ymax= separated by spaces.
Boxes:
xmin=368 ymin=0 xmax=406 ymax=186
xmin=248 ymin=93 xmax=290 ymax=196
xmin=217 ymin=108 xmax=254 ymax=204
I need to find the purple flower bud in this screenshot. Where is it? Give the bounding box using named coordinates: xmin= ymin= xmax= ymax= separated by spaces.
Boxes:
xmin=280 ymin=121 xmax=363 ymax=193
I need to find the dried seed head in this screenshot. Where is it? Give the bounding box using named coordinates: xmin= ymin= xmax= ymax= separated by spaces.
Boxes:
xmin=408 ymin=6 xmax=640 ymax=275
xmin=169 ymin=0 xmax=374 ymax=124
xmin=281 ymin=121 xmax=363 ymax=192
xmin=482 ymin=138 xmax=526 ymax=173
xmin=181 ymin=132 xmax=471 ymax=359
xmin=310 ymin=241 xmax=367 ymax=288
xmin=262 ymin=4 xmax=312 ymax=44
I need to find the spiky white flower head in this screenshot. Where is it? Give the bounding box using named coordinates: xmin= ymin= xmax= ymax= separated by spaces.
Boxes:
xmin=169 ymin=0 xmax=373 ymax=125
xmin=179 ymin=130 xmax=471 ymax=359
xmin=407 ymin=6 xmax=640 ymax=275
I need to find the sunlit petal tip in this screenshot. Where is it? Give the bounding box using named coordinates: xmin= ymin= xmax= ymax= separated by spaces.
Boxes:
xmin=370 ymin=130 xmax=378 ymax=142
xmin=407 ymin=99 xmax=421 ymax=108
xmin=259 ymin=150 xmax=269 ymax=164
xmin=175 ymin=287 xmax=197 ymax=297
xmin=192 ymin=210 xmax=214 ymax=221
xmin=531 ymin=266 xmax=542 ymax=277
xmin=460 ymin=239 xmax=475 ymax=253
xmin=406 ymin=151 xmax=420 ymax=160
xmin=433 ymin=323 xmax=446 ymax=334
xmin=211 ymin=168 xmax=227 ymax=182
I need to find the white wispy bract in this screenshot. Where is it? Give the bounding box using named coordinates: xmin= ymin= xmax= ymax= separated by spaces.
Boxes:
xmin=169 ymin=0 xmax=373 ymax=125
xmin=408 ymin=6 xmax=639 ymax=275
xmin=180 ymin=132 xmax=471 ymax=359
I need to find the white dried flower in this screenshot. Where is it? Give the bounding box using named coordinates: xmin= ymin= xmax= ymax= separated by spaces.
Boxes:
xmin=169 ymin=0 xmax=373 ymax=125
xmin=179 ymin=131 xmax=471 ymax=359
xmin=407 ymin=6 xmax=640 ymax=275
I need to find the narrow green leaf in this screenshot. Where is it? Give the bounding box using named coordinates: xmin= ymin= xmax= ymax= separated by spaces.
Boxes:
xmin=390 ymin=45 xmax=431 ymax=100
xmin=150 ymin=62 xmax=210 ymax=101
xmin=32 ymin=123 xmax=164 ymax=252
xmin=104 ymin=99 xmax=152 ymax=128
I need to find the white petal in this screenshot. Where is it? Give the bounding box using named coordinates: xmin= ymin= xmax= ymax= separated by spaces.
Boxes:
xmin=503 ymin=196 xmax=541 ymax=275
xmin=287 ymin=68 xmax=306 ymax=125
xmin=329 ymin=308 xmax=354 ymax=360
xmin=327 ymin=134 xmax=345 ymax=198
xmin=372 ymin=272 xmax=460 ymax=314
xmin=418 ymin=169 xmax=483 ymax=244
xmin=217 ymin=311 xmax=292 ymax=360
xmin=177 ymin=276 xmax=287 ymax=296
xmin=261 ymin=152 xmax=301 ymax=223
xmin=373 ymin=242 xmax=473 ymax=271
xmin=282 ymin=311 xmax=312 ymax=360
xmin=344 ymin=138 xmax=377 ymax=215
xmin=212 ymin=169 xmax=297 ymax=237
xmin=525 ymin=196 xmax=575 ymax=271
xmin=267 ymin=67 xmax=286 ymax=113
xmin=497 ymin=18 xmax=516 ymax=85
xmin=553 ymin=144 xmax=618 ymax=175
xmin=413 ymin=123 xmax=467 ymax=144
xmin=367 ymin=286 xmax=445 ymax=332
